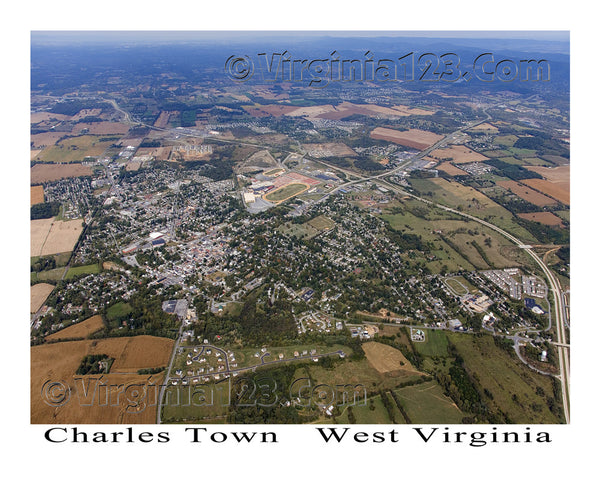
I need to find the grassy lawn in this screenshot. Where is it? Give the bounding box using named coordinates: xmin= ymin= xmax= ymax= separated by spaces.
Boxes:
xmin=64 ymin=263 xmax=100 ymax=279
xmin=413 ymin=329 xmax=450 ymax=357
xmin=106 ymin=301 xmax=133 ymax=320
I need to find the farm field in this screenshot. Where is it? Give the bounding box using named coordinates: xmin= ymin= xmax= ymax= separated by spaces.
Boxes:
xmin=46 ymin=315 xmax=105 ymax=341
xmin=447 ymin=332 xmax=562 ymax=423
xmin=370 ymin=127 xmax=443 ymax=150
xmin=31 ymin=163 xmax=93 ymax=183
xmin=408 ymin=177 xmax=538 ymax=242
xmin=264 ymin=183 xmax=310 ymax=203
xmin=380 ymin=202 xmax=525 ymax=273
xmin=517 ymin=212 xmax=564 ymax=226
xmin=30 ymin=283 xmax=54 ymax=313
xmin=304 ymin=142 xmax=357 ymax=158
xmin=31 ymin=267 xmax=66 ymax=283
xmin=30 ymin=185 xmax=44 ymax=205
xmin=522 ymin=178 xmax=570 ymax=205
xmin=362 ymin=341 xmax=417 ymax=374
xmin=392 ymin=381 xmax=464 ymax=423
xmin=31 ymin=335 xmax=174 ymax=423
xmin=30 ymin=218 xmax=83 ymax=257
xmin=71 ymin=121 xmax=129 ymax=135
xmin=31 ymin=131 xmax=70 ymax=148
xmin=436 ymin=161 xmax=466 ymax=176
xmin=34 ymin=135 xmax=113 ymax=163
xmin=429 ymin=145 xmax=488 ymax=163
xmin=468 ymin=122 xmax=498 ymax=133
xmin=497 ymin=180 xmax=557 ymax=207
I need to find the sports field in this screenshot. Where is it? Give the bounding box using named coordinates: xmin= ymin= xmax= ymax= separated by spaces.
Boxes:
xmin=264 ymin=183 xmax=310 ymax=203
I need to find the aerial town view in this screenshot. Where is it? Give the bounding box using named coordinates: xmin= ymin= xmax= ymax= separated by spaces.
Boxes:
xmin=30 ymin=31 xmax=570 ymax=425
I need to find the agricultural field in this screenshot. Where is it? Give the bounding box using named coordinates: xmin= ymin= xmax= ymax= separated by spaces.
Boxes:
xmin=71 ymin=121 xmax=129 ymax=135
xmin=497 ymin=180 xmax=557 ymax=207
xmin=362 ymin=341 xmax=417 ymax=374
xmin=31 ymin=335 xmax=174 ymax=423
xmin=436 ymin=161 xmax=466 ymax=176
xmin=370 ymin=127 xmax=443 ymax=150
xmin=517 ymin=212 xmax=565 ymax=226
xmin=31 ymin=267 xmax=66 ymax=283
xmin=522 ymin=178 xmax=570 ymax=205
xmin=264 ymin=183 xmax=310 ymax=203
xmin=447 ymin=333 xmax=562 ymax=423
xmin=304 ymin=142 xmax=357 ymax=158
xmin=30 ymin=185 xmax=44 ymax=205
xmin=30 ymin=163 xmax=93 ymax=183
xmin=407 ymin=177 xmax=538 ymax=242
xmin=468 ymin=122 xmax=498 ymax=133
xmin=30 ymin=218 xmax=83 ymax=257
xmin=46 ymin=315 xmax=105 ymax=341
xmin=429 ymin=145 xmax=488 ymax=163
xmin=34 ymin=135 xmax=114 ymax=163
xmin=30 ymin=283 xmax=54 ymax=313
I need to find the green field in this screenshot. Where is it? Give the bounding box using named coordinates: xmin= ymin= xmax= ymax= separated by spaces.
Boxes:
xmin=279 ymin=215 xmax=335 ymax=240
xmin=106 ymin=301 xmax=133 ymax=320
xmin=447 ymin=332 xmax=563 ymax=423
xmin=161 ymin=382 xmax=230 ymax=424
xmin=31 ymin=267 xmax=66 ymax=282
xmin=413 ymin=329 xmax=449 ymax=357
xmin=392 ymin=382 xmax=464 ymax=423
xmin=493 ymin=135 xmax=518 ymax=147
xmin=64 ymin=263 xmax=100 ymax=279
xmin=36 ymin=135 xmax=114 ymax=163
xmin=264 ymin=183 xmax=309 ymax=203
xmin=380 ymin=195 xmax=531 ymax=273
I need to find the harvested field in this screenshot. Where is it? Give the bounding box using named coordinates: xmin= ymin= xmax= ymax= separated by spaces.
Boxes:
xmin=125 ymin=160 xmax=142 ymax=171
xmin=135 ymin=146 xmax=172 ymax=161
xmin=362 ymin=341 xmax=417 ymax=374
xmin=154 ymin=111 xmax=178 ymax=128
xmin=243 ymin=104 xmax=300 ymax=117
xmin=370 ymin=127 xmax=443 ymax=150
xmin=517 ymin=212 xmax=564 ymax=226
xmin=31 ymin=112 xmax=71 ymax=123
xmin=430 ymin=145 xmax=488 ymax=163
xmin=30 ymin=217 xmax=55 ymax=257
xmin=31 ymin=131 xmax=69 ymax=149
xmin=31 ymin=185 xmax=44 ymax=205
xmin=31 ymin=163 xmax=93 ymax=183
xmin=71 ymin=121 xmax=129 ymax=135
xmin=436 ymin=161 xmax=466 ymax=176
xmin=31 ymin=335 xmax=174 ymax=424
xmin=525 ymin=165 xmax=570 ymax=185
xmin=498 ymin=180 xmax=557 ymax=207
xmin=522 ymin=179 xmax=570 ymax=205
xmin=46 ymin=315 xmax=105 ymax=341
xmin=31 ymin=283 xmax=54 ymax=313
xmin=304 ymin=142 xmax=357 ymax=158
xmin=468 ymin=122 xmax=499 ymax=133
xmin=285 ymin=105 xmax=336 ymax=118
xmin=31 ymin=218 xmax=83 ymax=257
